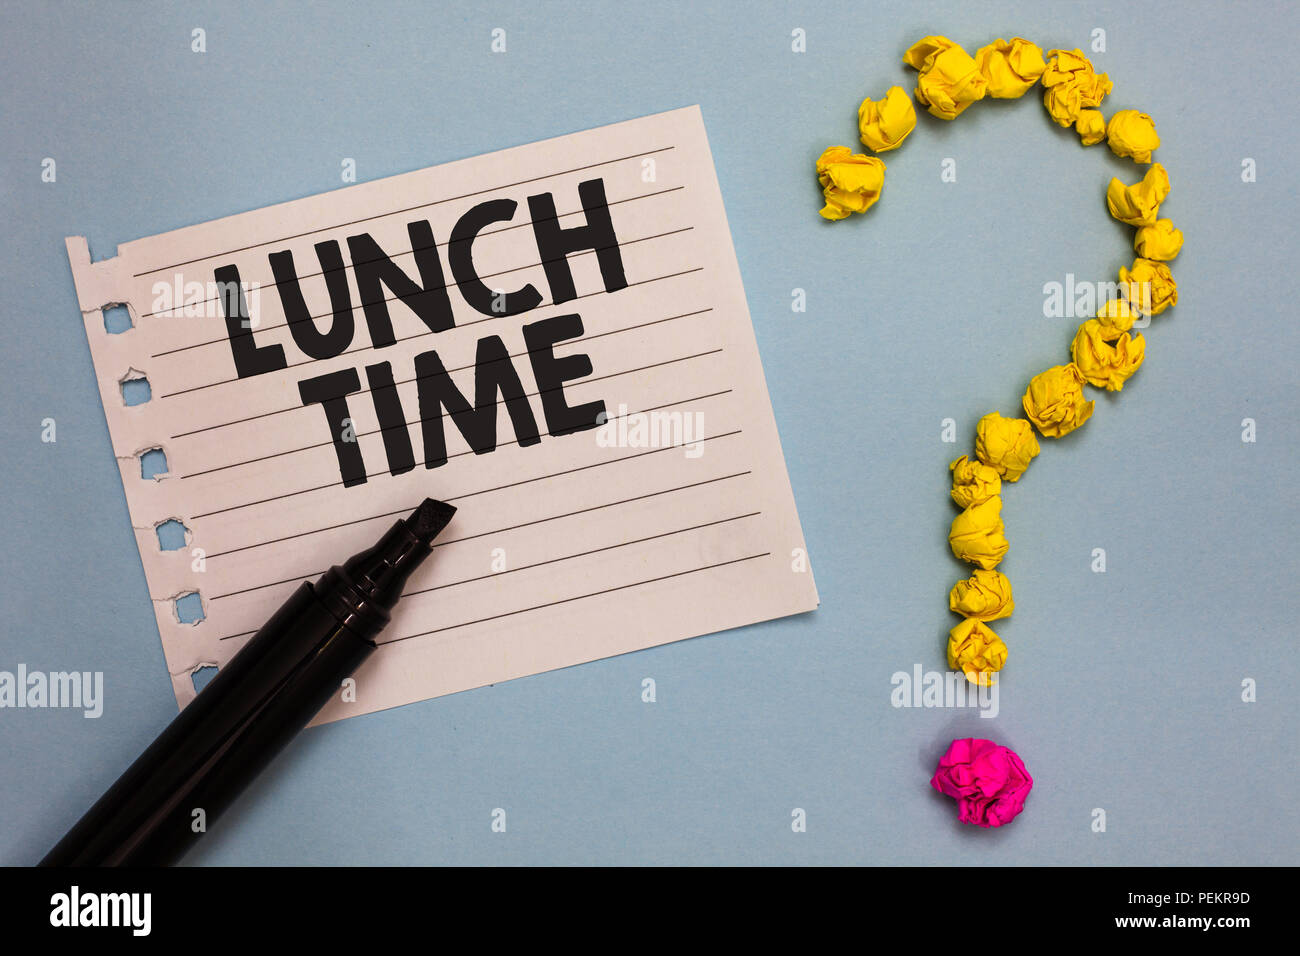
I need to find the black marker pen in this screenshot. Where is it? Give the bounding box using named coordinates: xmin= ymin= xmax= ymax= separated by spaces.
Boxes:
xmin=40 ymin=497 xmax=456 ymax=867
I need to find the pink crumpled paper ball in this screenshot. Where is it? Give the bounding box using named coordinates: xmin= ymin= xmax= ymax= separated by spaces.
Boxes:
xmin=930 ymin=738 xmax=1033 ymax=828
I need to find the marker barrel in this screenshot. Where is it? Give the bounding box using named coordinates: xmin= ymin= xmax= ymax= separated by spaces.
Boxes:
xmin=40 ymin=582 xmax=375 ymax=866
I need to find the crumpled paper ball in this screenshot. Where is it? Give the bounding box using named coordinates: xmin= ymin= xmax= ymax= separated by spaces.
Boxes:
xmin=1071 ymin=319 xmax=1146 ymax=391
xmin=974 ymin=37 xmax=1046 ymax=98
xmin=1041 ymin=48 xmax=1112 ymax=126
xmin=948 ymin=496 xmax=1009 ymax=570
xmin=1023 ymin=363 xmax=1094 ymax=437
xmin=1134 ymin=218 xmax=1184 ymax=260
xmin=1075 ymin=109 xmax=1107 ymax=146
xmin=815 ymin=146 xmax=886 ymax=220
xmin=1107 ymin=109 xmax=1160 ymax=163
xmin=974 ymin=412 xmax=1041 ymax=482
xmin=1096 ymin=296 xmax=1139 ymax=334
xmin=1106 ymin=163 xmax=1170 ymax=226
xmin=947 ymin=618 xmax=1009 ymax=685
xmin=931 ymin=738 xmax=1033 ymax=828
xmin=949 ymin=568 xmax=1015 ymax=621
xmin=858 ymin=85 xmax=917 ymax=152
xmin=904 ymin=35 xmax=988 ymax=119
xmin=1119 ymin=258 xmax=1177 ymax=315
xmin=949 ymin=454 xmax=1002 ymax=508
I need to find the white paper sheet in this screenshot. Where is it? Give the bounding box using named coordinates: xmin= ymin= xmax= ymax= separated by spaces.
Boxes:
xmin=66 ymin=106 xmax=818 ymax=722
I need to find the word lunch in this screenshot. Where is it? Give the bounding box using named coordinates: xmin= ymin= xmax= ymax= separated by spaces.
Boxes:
xmin=215 ymin=178 xmax=628 ymax=486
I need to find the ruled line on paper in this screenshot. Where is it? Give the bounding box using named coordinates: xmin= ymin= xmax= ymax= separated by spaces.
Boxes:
xmin=170 ymin=306 xmax=714 ymax=440
xmin=182 ymin=349 xmax=726 ymax=479
xmin=409 ymin=511 xmax=762 ymax=596
xmin=189 ymin=385 xmax=733 ymax=520
xmin=212 ymin=469 xmax=755 ymax=613
xmin=213 ymin=504 xmax=761 ymax=638
xmin=144 ymin=185 xmax=687 ymax=325
xmin=210 ymin=469 xmax=756 ymax=605
xmin=133 ymin=145 xmax=678 ymax=277
xmin=379 ymin=552 xmax=774 ymax=645
xmin=156 ymin=265 xmax=706 ymax=400
xmin=203 ymin=428 xmax=744 ymax=561
xmin=221 ymin=549 xmax=773 ymax=646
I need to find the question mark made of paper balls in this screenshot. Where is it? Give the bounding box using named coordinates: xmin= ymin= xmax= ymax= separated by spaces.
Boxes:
xmin=817 ymin=36 xmax=1181 ymax=828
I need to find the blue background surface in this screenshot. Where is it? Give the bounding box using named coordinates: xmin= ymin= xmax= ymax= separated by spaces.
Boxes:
xmin=2 ymin=0 xmax=1297 ymax=865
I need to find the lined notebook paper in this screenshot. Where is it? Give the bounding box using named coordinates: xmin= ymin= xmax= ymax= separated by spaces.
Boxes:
xmin=66 ymin=106 xmax=818 ymax=722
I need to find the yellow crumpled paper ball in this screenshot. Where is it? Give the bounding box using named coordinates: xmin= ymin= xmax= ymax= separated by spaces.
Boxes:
xmin=815 ymin=146 xmax=886 ymax=221
xmin=1071 ymin=319 xmax=1146 ymax=391
xmin=974 ymin=412 xmax=1041 ymax=482
xmin=974 ymin=37 xmax=1046 ymax=98
xmin=1041 ymin=48 xmax=1112 ymax=126
xmin=1134 ymin=218 xmax=1183 ymax=260
xmin=904 ymin=35 xmax=988 ymax=120
xmin=949 ymin=496 xmax=1010 ymax=570
xmin=1023 ymin=363 xmax=1095 ymax=437
xmin=1075 ymin=109 xmax=1107 ymax=146
xmin=950 ymin=454 xmax=1002 ymax=509
xmin=949 ymin=569 xmax=1015 ymax=622
xmin=858 ymin=85 xmax=917 ymax=152
xmin=948 ymin=618 xmax=1009 ymax=685
xmin=1107 ymin=109 xmax=1160 ymax=163
xmin=1120 ymin=258 xmax=1177 ymax=315
xmin=1106 ymin=163 xmax=1170 ymax=226
xmin=1096 ymin=297 xmax=1138 ymax=334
